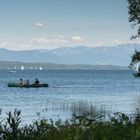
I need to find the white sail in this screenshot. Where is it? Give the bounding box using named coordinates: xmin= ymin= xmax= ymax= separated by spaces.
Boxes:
xmin=21 ymin=65 xmax=24 ymax=70
xmin=135 ymin=65 xmax=139 ymax=72
xmin=39 ymin=67 xmax=43 ymax=70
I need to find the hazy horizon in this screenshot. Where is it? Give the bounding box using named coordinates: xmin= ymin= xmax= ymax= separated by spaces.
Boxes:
xmin=0 ymin=42 xmax=139 ymax=51
xmin=0 ymin=0 xmax=139 ymax=51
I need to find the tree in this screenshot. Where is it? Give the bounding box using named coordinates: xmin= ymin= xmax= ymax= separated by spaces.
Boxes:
xmin=128 ymin=0 xmax=140 ymax=77
xmin=128 ymin=0 xmax=140 ymax=39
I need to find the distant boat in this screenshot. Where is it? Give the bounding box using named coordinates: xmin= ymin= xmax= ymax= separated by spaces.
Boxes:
xmin=39 ymin=67 xmax=43 ymax=70
xmin=135 ymin=65 xmax=139 ymax=72
xmin=9 ymin=70 xmax=16 ymax=73
xmin=8 ymin=83 xmax=49 ymax=88
xmin=21 ymin=65 xmax=24 ymax=70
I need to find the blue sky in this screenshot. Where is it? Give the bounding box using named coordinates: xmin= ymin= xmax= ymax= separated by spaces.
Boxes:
xmin=0 ymin=0 xmax=138 ymax=50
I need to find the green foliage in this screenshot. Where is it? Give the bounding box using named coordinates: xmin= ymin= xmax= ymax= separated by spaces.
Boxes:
xmin=128 ymin=0 xmax=140 ymax=78
xmin=128 ymin=0 xmax=140 ymax=39
xmin=129 ymin=49 xmax=140 ymax=78
xmin=131 ymin=50 xmax=140 ymax=65
xmin=0 ymin=109 xmax=140 ymax=139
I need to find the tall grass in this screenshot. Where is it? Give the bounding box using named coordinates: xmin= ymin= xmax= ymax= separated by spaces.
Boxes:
xmin=0 ymin=108 xmax=140 ymax=140
xmin=50 ymin=100 xmax=111 ymax=119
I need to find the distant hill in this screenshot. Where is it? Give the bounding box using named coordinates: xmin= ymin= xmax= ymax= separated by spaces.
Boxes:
xmin=0 ymin=61 xmax=128 ymax=70
xmin=0 ymin=44 xmax=139 ymax=66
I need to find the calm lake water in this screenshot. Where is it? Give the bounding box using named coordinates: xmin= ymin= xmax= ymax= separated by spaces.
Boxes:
xmin=0 ymin=70 xmax=140 ymax=123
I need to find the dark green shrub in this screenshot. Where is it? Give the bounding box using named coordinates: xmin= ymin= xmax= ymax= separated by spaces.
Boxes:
xmin=0 ymin=109 xmax=140 ymax=140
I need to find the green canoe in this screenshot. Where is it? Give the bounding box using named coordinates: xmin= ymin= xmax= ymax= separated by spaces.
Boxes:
xmin=8 ymin=83 xmax=49 ymax=88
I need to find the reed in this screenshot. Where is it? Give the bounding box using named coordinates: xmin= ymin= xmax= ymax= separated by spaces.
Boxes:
xmin=0 ymin=108 xmax=140 ymax=140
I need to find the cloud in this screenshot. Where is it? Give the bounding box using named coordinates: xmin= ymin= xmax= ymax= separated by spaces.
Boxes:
xmin=0 ymin=41 xmax=32 ymax=50
xmin=31 ymin=36 xmax=83 ymax=45
xmin=72 ymin=36 xmax=82 ymax=42
xmin=91 ymin=39 xmax=140 ymax=48
xmin=1 ymin=38 xmax=140 ymax=51
xmin=31 ymin=36 xmax=69 ymax=44
xmin=31 ymin=37 xmax=50 ymax=44
xmin=0 ymin=35 xmax=83 ymax=50
xmin=33 ymin=22 xmax=44 ymax=28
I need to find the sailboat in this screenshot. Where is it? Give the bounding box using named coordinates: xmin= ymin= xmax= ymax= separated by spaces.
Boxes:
xmin=39 ymin=67 xmax=43 ymax=70
xmin=9 ymin=66 xmax=16 ymax=73
xmin=21 ymin=65 xmax=24 ymax=70
xmin=9 ymin=70 xmax=16 ymax=73
xmin=135 ymin=65 xmax=139 ymax=72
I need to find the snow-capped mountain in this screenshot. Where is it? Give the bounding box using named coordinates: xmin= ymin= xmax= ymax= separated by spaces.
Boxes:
xmin=0 ymin=44 xmax=139 ymax=66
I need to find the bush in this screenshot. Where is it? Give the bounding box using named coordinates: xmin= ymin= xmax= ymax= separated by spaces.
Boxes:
xmin=0 ymin=109 xmax=140 ymax=140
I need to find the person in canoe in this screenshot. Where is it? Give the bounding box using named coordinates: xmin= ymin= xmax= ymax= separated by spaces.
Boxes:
xmin=35 ymin=78 xmax=40 ymax=85
xmin=26 ymin=79 xmax=30 ymax=85
xmin=20 ymin=79 xmax=29 ymax=86
xmin=20 ymin=79 xmax=23 ymax=85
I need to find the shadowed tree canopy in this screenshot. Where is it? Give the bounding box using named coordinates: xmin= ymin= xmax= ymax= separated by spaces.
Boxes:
xmin=128 ymin=0 xmax=140 ymax=39
xmin=128 ymin=0 xmax=140 ymax=77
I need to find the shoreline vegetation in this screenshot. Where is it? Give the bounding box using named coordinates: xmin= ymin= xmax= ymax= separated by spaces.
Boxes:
xmin=0 ymin=61 xmax=128 ymax=70
xmin=1 ymin=104 xmax=140 ymax=140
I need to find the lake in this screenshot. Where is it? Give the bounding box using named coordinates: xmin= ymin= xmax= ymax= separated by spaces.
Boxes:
xmin=0 ymin=70 xmax=140 ymax=123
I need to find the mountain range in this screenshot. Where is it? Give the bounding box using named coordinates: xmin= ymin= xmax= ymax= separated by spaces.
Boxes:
xmin=0 ymin=44 xmax=139 ymax=66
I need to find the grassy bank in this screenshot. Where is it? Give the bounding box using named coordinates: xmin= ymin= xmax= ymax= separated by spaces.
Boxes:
xmin=0 ymin=109 xmax=140 ymax=140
